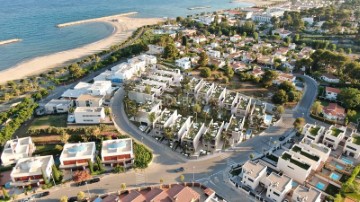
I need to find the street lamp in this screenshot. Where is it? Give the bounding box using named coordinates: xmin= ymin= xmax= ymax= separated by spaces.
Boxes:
xmin=192 ymin=166 xmax=195 ymax=182
xmin=85 ymin=181 xmax=91 ymax=198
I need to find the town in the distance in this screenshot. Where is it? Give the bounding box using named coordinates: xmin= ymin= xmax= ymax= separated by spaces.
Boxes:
xmin=1 ymin=0 xmax=360 ymax=201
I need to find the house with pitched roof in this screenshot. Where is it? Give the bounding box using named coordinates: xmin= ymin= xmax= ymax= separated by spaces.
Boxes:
xmin=322 ymin=103 xmax=345 ymax=121
xmin=325 ymin=87 xmax=341 ymax=100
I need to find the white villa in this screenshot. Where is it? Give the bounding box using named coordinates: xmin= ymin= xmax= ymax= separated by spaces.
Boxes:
xmin=241 ymin=161 xmax=267 ymax=190
xmin=10 ymin=155 xmax=54 ymax=187
xmin=59 ymin=142 xmax=96 ymax=169
xmin=322 ymin=125 xmax=346 ymax=149
xmin=277 ymin=151 xmax=312 ymax=183
xmin=302 ymin=124 xmax=325 ymax=143
xmin=343 ymin=131 xmax=360 ymax=159
xmin=1 ymin=137 xmax=36 ymax=166
xmin=292 ymin=186 xmax=322 ymax=202
xmin=263 ymin=173 xmax=292 ymax=202
xmin=101 ymin=138 xmax=134 ymax=167
xmin=73 ymin=107 xmax=106 ymax=124
xmin=175 ymin=57 xmax=191 ymax=69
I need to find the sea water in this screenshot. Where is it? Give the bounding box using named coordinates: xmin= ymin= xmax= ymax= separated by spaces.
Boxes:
xmin=0 ymin=0 xmax=253 ymax=71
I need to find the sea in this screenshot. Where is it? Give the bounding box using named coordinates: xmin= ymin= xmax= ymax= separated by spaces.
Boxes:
xmin=0 ymin=0 xmax=253 ymax=71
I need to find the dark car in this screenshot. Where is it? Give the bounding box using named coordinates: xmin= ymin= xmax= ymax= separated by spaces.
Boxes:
xmin=279 ymin=136 xmax=285 ymax=141
xmin=88 ymin=177 xmax=100 ymax=184
xmin=174 ymin=167 xmax=184 ymax=172
xmin=68 ymin=196 xmax=78 ymax=202
xmin=76 ymin=181 xmax=87 ymax=187
xmin=34 ymin=191 xmax=50 ymax=198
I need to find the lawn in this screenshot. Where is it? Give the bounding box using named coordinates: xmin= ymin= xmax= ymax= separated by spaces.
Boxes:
xmin=309 ymin=127 xmax=320 ymax=136
xmin=33 ymin=144 xmax=63 ymax=156
xmin=345 ymin=193 xmax=360 ymax=201
xmin=352 ymin=136 xmax=360 ymax=145
xmin=30 ymin=114 xmax=67 ymax=129
xmin=331 ymin=128 xmax=343 ymax=137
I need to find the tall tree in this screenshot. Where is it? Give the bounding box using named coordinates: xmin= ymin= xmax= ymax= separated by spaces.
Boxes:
xmin=198 ymin=51 xmax=209 ymax=67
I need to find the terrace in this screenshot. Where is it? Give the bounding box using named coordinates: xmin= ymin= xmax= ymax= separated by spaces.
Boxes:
xmin=352 ymin=136 xmax=360 ymax=145
xmin=331 ymin=128 xmax=343 ymax=137
xmin=309 ymin=126 xmax=320 ymax=136
xmin=183 ymin=123 xmax=202 ymax=140
xmin=158 ymin=111 xmax=172 ymax=124
xmin=208 ymin=122 xmax=221 ymax=138
xmin=281 ymin=153 xmax=311 ymax=170
xmin=139 ymin=101 xmax=160 ymax=112
xmin=224 ymin=92 xmax=237 ymax=106
xmin=237 ymin=97 xmax=249 ymax=110
xmin=174 ymin=116 xmax=187 ymax=132
xmin=291 ymin=146 xmax=320 ymax=162
xmin=213 ymin=86 xmax=225 ymax=99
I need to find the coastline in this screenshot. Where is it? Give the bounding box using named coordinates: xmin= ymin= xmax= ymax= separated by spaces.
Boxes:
xmin=0 ymin=16 xmax=162 ymax=84
xmin=231 ymin=0 xmax=283 ymax=6
xmin=0 ymin=38 xmax=21 ymax=46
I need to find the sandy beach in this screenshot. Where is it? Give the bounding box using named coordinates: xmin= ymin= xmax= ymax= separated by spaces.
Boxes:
xmin=0 ymin=15 xmax=162 ymax=84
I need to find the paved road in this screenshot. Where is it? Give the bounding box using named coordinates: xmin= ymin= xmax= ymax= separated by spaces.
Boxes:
xmin=37 ymin=75 xmax=318 ymax=201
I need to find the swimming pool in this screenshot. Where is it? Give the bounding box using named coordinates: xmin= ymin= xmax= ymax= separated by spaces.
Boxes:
xmin=330 ymin=172 xmax=340 ymax=181
xmin=335 ymin=164 xmax=344 ymax=170
xmin=316 ymin=182 xmax=326 ymax=190
xmin=341 ymin=157 xmax=353 ymax=165
xmin=292 ymin=181 xmax=298 ymax=188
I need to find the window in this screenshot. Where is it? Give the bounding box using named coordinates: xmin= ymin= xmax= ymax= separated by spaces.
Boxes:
xmin=346 ymin=145 xmax=357 ymax=151
xmin=325 ymin=137 xmax=335 ymax=142
xmin=248 ymin=178 xmax=254 ymax=182
xmin=287 ymin=166 xmax=294 ymax=170
xmin=273 ymin=192 xmax=280 ymax=197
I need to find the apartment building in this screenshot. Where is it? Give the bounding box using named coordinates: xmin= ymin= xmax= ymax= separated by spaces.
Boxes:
xmin=73 ymin=107 xmax=106 ymax=124
xmin=181 ymin=122 xmax=206 ymax=153
xmin=59 ymin=142 xmax=96 ymax=169
xmin=212 ymin=86 xmax=227 ymax=107
xmin=136 ymin=100 xmax=162 ymax=126
xmin=152 ymin=110 xmax=179 ymax=138
xmin=1 ymin=137 xmax=36 ymax=166
xmin=76 ymin=94 xmax=103 ymax=107
xmin=101 ymin=138 xmax=134 ymax=167
xmin=263 ymin=173 xmax=292 ymax=202
xmin=302 ymin=124 xmax=325 ymax=143
xmin=343 ymin=131 xmax=360 ymax=159
xmin=10 ymin=155 xmax=54 ymax=187
xmin=196 ymin=82 xmax=215 ymax=104
xmin=277 ymin=151 xmax=312 ymax=183
xmin=153 ymin=68 xmax=183 ymax=85
xmin=202 ymin=120 xmax=225 ymax=151
xmin=241 ymin=161 xmax=267 ymax=190
xmin=322 ymin=125 xmax=346 ymax=149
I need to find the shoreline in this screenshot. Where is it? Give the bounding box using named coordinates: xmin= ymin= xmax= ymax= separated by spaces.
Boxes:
xmin=57 ymin=12 xmax=138 ymax=28
xmin=0 ymin=38 xmax=22 ymax=46
xmin=0 ymin=16 xmax=162 ymax=84
xmin=230 ymin=0 xmax=283 ymax=6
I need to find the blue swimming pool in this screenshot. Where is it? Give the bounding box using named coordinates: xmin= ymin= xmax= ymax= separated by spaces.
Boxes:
xmin=316 ymin=182 xmax=326 ymax=190
xmin=330 ymin=172 xmax=340 ymax=181
xmin=336 ymin=164 xmax=344 ymax=170
xmin=292 ymin=181 xmax=298 ymax=188
xmin=341 ymin=157 xmax=353 ymax=165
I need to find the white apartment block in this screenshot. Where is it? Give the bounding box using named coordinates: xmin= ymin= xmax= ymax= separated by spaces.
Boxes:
xmin=181 ymin=122 xmax=207 ymax=153
xmin=212 ymin=86 xmax=227 ymax=107
xmin=74 ymin=107 xmax=106 ymax=124
xmin=136 ymin=100 xmax=162 ymax=126
xmin=299 ymin=139 xmax=330 ymax=163
xmin=322 ymin=125 xmax=346 ymax=149
xmin=263 ymin=173 xmax=292 ymax=202
xmin=302 ymin=124 xmax=325 ymax=143
xmin=289 ymin=144 xmax=322 ymax=171
xmin=175 ymin=116 xmax=192 ymax=141
xmin=128 ymin=89 xmax=156 ymax=104
xmin=241 ymin=161 xmax=267 ymax=190
xmin=1 ymin=137 xmax=36 ymax=166
xmin=59 ymin=142 xmax=96 ymax=169
xmin=44 ymin=99 xmax=73 ymax=114
xmin=343 ymin=131 xmax=360 ymax=159
xmin=277 ymin=151 xmax=312 ymax=183
xmin=89 ymin=81 xmax=112 ymax=96
xmin=153 ymin=68 xmax=183 ymax=85
xmin=142 ymin=79 xmax=168 ymax=91
xmin=10 ymin=155 xmax=54 ymax=187
xmin=196 ymin=82 xmax=215 ymax=104
xmin=101 ymin=138 xmax=134 ymax=167
xmin=76 ymin=94 xmax=103 ymax=108
xmin=175 ymin=57 xmax=191 ymax=69
xmin=292 ymin=186 xmax=322 ymax=202
xmin=203 ymin=120 xmax=225 ymax=151
xmin=153 ymin=110 xmax=180 ymax=137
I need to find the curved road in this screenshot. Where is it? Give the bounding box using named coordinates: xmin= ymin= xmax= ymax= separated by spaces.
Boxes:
xmin=40 ymin=75 xmax=319 ymax=201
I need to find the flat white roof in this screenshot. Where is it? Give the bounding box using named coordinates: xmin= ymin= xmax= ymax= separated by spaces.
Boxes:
xmin=61 ymin=89 xmax=88 ymax=98
xmin=11 ymin=155 xmax=53 ymax=177
xmin=267 ymin=173 xmax=292 ymax=193
xmin=2 ymin=137 xmax=33 ymax=157
xmin=60 ymin=142 xmax=96 ymax=160
xmin=102 ymin=138 xmax=133 ymax=157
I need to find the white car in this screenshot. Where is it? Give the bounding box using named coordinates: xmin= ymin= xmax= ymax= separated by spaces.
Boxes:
xmin=139 ymin=125 xmax=147 ymax=132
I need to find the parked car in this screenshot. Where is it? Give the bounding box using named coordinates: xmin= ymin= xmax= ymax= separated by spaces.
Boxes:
xmin=279 ymin=136 xmax=285 ymax=141
xmin=88 ymin=177 xmax=100 ymax=184
xmin=34 ymin=191 xmax=50 ymax=198
xmin=68 ymin=196 xmax=78 ymax=202
xmin=76 ymin=181 xmax=87 ymax=187
xmin=174 ymin=167 xmax=184 ymax=172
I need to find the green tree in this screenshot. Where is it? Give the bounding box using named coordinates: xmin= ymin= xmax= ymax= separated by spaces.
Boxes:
xmin=293 ymin=117 xmax=305 ymax=131
xmin=261 ymin=70 xmax=278 ymax=87
xmin=77 ymin=191 xmax=86 ymax=201
xmin=41 ymin=169 xmax=49 ymax=185
xmin=200 ymin=67 xmax=212 ymax=78
xmin=148 ymin=112 xmax=156 ymax=127
xmin=59 ymin=132 xmax=70 ymax=144
xmin=120 ymin=183 xmax=127 ymax=193
xmin=272 ymin=89 xmax=288 ymax=104
xmin=96 ymin=155 xmax=104 ymax=172
xmin=163 ymin=43 xmax=179 ymax=59
xmin=133 ymin=144 xmax=152 ymax=169
xmin=275 ymin=105 xmax=285 ymax=115
xmin=69 ymin=63 xmax=84 ymax=79
xmin=2 ymin=187 xmax=9 ymax=199
xmin=52 ymin=165 xmax=62 ymax=183
xmin=338 ymin=88 xmax=360 ymax=109
xmin=311 ymin=101 xmax=323 ymax=115
xmin=198 ymin=51 xmax=209 ymax=67
xmin=88 ymin=160 xmax=94 ymax=174
xmin=225 ymin=66 xmax=234 ymax=78
xmin=144 ymin=85 xmax=151 ymax=94
xmin=179 ymin=174 xmax=185 ymax=182
xmin=253 ymin=32 xmax=259 ymax=41
xmin=279 ymin=81 xmax=295 ymax=92
xmin=192 ymin=104 xmax=201 ymax=114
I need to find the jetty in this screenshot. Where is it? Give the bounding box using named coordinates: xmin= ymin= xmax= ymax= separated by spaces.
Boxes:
xmin=57 ymin=12 xmax=138 ymax=28
xmin=0 ymin=38 xmax=21 ymax=46
xmin=188 ymin=6 xmax=211 ymax=10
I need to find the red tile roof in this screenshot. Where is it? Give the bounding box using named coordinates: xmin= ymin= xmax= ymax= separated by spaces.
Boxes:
xmin=326 ymin=87 xmax=341 ymax=94
xmin=323 ymin=103 xmax=345 ymax=118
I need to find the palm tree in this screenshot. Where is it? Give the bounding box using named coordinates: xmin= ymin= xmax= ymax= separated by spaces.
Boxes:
xmin=163 ymin=127 xmax=173 ymax=141
xmin=148 ymin=112 xmax=156 ymax=129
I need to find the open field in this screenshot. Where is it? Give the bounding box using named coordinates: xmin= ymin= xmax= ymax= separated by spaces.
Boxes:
xmin=29 ymin=114 xmax=67 ymax=129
